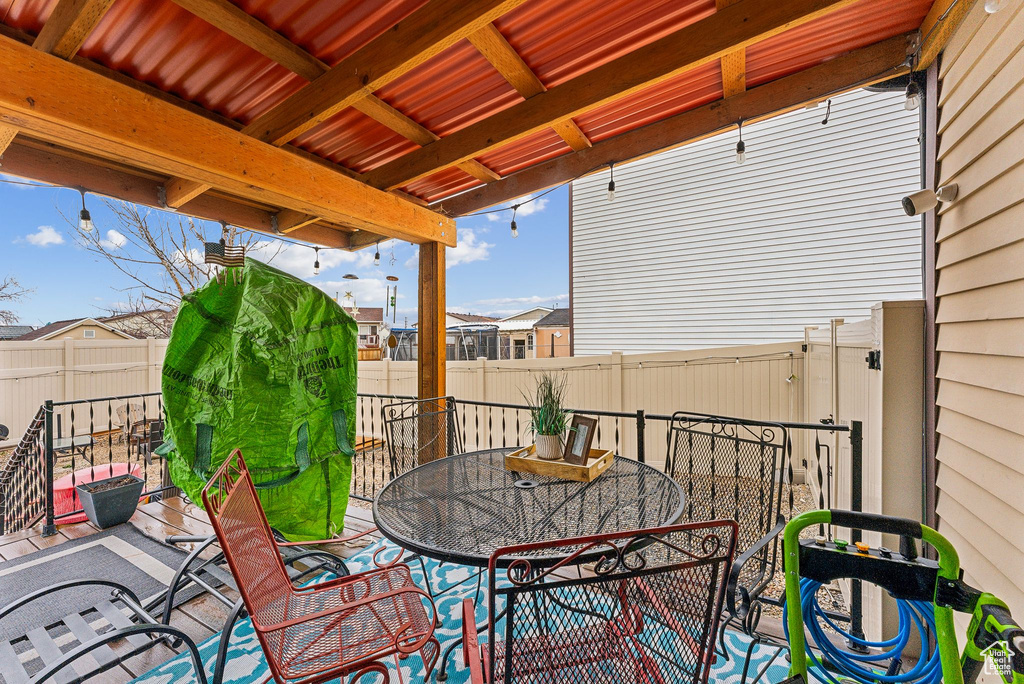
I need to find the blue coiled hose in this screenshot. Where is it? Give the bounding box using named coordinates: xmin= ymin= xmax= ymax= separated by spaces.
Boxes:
xmin=782 ymin=578 xmax=944 ymax=684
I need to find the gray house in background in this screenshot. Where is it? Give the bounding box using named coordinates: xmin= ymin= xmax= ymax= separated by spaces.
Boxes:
xmin=570 ymin=88 xmax=922 ymax=355
xmin=0 ymin=326 xmax=34 ymax=340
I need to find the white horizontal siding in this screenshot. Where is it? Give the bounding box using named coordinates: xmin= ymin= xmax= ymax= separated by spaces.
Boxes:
xmin=571 ymin=88 xmax=922 ymax=354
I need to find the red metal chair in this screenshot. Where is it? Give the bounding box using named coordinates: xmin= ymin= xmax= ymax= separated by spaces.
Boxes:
xmin=461 ymin=519 xmax=738 ymax=684
xmin=202 ymin=449 xmax=440 ymax=684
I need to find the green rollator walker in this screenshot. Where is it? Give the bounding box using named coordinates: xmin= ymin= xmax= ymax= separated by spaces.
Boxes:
xmin=781 ymin=509 xmax=1024 ymax=684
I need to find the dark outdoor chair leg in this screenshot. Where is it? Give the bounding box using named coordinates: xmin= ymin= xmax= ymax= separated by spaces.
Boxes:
xmin=161 ymin=533 xmax=224 ymax=624
xmin=744 ymin=643 xmax=786 ymax=684
xmin=213 ymin=598 xmax=249 ymax=684
xmin=32 ymin=624 xmax=209 ymax=684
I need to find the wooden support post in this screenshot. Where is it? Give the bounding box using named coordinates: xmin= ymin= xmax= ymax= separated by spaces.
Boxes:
xmin=418 ymin=241 xmax=446 ymax=462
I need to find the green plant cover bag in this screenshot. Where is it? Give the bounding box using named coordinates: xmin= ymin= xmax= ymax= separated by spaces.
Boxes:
xmin=158 ymin=258 xmax=357 ymax=540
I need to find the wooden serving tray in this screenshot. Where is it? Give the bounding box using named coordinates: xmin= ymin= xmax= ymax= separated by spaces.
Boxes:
xmin=505 ymin=445 xmax=614 ymax=483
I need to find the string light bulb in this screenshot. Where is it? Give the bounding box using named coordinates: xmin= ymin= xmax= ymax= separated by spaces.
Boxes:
xmin=510 ymin=204 xmax=519 ymax=239
xmin=313 ymin=247 xmax=320 ymax=276
xmin=606 ymin=162 xmax=616 ymax=202
xmin=373 ymin=241 xmax=380 ymax=267
xmin=78 ymin=189 xmax=95 ymax=232
xmin=904 ymin=80 xmax=921 ymax=111
xmin=735 ymin=120 xmax=746 ymax=165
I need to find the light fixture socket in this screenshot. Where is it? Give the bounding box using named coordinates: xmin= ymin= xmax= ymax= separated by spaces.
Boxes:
xmin=904 ymin=80 xmax=921 ymax=111
xmin=79 ymin=208 xmax=95 ymax=233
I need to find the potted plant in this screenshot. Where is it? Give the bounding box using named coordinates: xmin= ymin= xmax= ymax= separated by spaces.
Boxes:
xmin=76 ymin=472 xmax=145 ymax=529
xmin=522 ymin=373 xmax=571 ymax=460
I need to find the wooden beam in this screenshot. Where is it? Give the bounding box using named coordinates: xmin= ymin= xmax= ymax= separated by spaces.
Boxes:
xmin=550 ymin=119 xmax=592 ymax=152
xmin=0 ymin=34 xmax=455 ymax=245
xmin=243 ymin=0 xmax=526 ymax=148
xmin=436 ymin=34 xmax=913 ymax=216
xmin=168 ymin=0 xmax=327 ymax=81
xmin=417 ymin=241 xmax=446 ymax=420
xmin=917 ymin=0 xmax=980 ymax=69
xmin=0 ymin=125 xmax=16 ymax=157
xmin=468 ymin=23 xmax=545 ymax=97
xmin=467 ymin=23 xmax=591 ymax=154
xmin=365 ymin=0 xmax=859 ymax=191
xmin=276 ymin=209 xmax=319 ymax=233
xmin=351 ymin=95 xmax=501 ymax=183
xmin=0 ymin=139 xmax=353 ymax=247
xmin=163 ymin=0 xmax=522 ymax=208
xmin=32 ymin=0 xmax=115 ymax=59
xmin=716 ymin=0 xmax=747 ymax=98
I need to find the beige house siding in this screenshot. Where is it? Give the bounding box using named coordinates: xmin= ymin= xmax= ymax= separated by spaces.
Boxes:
xmin=934 ymin=0 xmax=1024 ymax=623
xmin=535 ymin=326 xmax=571 ymax=357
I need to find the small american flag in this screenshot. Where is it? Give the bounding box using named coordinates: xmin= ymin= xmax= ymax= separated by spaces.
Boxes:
xmin=205 ymin=241 xmax=245 ymax=267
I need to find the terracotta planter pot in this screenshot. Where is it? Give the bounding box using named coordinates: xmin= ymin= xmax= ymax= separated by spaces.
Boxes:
xmin=535 ymin=433 xmax=564 ymax=461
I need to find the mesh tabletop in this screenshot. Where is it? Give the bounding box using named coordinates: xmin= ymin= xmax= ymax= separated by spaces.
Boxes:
xmin=372 ymin=448 xmax=685 ymax=567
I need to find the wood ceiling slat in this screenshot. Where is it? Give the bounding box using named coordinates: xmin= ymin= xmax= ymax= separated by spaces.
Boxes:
xmin=32 ymin=0 xmax=116 ymax=59
xmin=364 ymin=0 xmax=862 ymax=192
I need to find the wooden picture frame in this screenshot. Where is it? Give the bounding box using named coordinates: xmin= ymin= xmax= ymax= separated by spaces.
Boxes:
xmin=563 ymin=415 xmax=597 ymax=465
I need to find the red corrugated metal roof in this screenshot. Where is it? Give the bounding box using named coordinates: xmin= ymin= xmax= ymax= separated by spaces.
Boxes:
xmin=746 ymin=0 xmax=931 ymax=88
xmin=1 ymin=0 xmax=932 ymax=205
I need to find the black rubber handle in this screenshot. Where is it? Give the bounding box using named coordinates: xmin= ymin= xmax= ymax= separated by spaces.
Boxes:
xmin=830 ymin=510 xmax=923 ymax=539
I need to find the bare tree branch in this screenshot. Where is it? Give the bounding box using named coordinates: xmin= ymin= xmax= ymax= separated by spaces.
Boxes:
xmin=0 ymin=276 xmax=31 ymax=325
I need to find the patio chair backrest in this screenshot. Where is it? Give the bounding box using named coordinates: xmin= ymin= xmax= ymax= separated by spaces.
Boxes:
xmin=116 ymin=402 xmax=145 ymax=426
xmin=487 ymin=520 xmax=737 ymax=684
xmin=201 ymin=449 xmax=293 ymax=629
xmin=667 ymin=412 xmax=789 ymax=586
xmin=382 ymin=396 xmax=463 ymax=478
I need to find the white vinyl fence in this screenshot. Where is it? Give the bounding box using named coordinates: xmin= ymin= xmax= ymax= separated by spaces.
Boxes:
xmin=1 ymin=338 xmax=167 ymax=448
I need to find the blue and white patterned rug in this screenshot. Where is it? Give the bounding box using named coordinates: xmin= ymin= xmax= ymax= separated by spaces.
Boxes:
xmin=132 ymin=540 xmax=793 ymax=683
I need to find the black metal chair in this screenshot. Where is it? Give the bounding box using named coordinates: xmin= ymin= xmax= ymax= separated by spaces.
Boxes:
xmin=382 ymin=396 xmax=463 ymax=480
xmin=461 ymin=519 xmax=738 ymax=684
xmin=0 ymin=579 xmax=207 ymax=683
xmin=381 ymin=396 xmax=468 ymax=603
xmin=666 ymin=411 xmax=792 ymax=684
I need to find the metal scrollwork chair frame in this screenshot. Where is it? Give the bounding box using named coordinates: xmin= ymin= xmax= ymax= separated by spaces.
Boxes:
xmin=462 ymin=519 xmax=738 ymax=684
xmin=666 ymin=411 xmax=794 ymax=684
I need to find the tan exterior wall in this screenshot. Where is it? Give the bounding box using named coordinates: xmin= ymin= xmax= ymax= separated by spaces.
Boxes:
xmin=43 ymin=323 xmax=127 ymax=341
xmin=934 ymin=0 xmax=1024 ymax=629
xmin=535 ymin=326 xmax=571 ymax=358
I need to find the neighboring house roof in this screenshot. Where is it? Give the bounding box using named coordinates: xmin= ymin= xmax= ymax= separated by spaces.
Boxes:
xmin=15 ymin=317 xmax=135 ymax=341
xmin=100 ymin=309 xmax=174 ymax=338
xmin=448 ymin=312 xmax=497 ymax=323
xmin=535 ymin=309 xmax=570 ymax=327
xmin=343 ymin=306 xmax=384 ymax=324
xmin=450 ymin=320 xmax=540 ymax=333
xmin=0 ymin=325 xmax=34 ymax=340
xmin=500 ymin=307 xmax=554 ymax=322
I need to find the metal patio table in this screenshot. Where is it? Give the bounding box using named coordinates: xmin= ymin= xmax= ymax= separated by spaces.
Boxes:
xmin=373 ymin=447 xmax=685 ymax=567
xmin=373 ymin=447 xmax=685 ymax=681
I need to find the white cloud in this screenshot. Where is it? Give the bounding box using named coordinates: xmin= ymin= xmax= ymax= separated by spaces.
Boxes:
xmin=254 ymin=241 xmax=363 ymax=279
xmin=451 ymin=293 xmax=569 ymax=318
xmin=315 ymin=277 xmax=398 ymax=311
xmin=447 ymin=229 xmax=493 ymax=268
xmin=23 ymin=225 xmax=65 ymax=247
xmin=486 ymin=194 xmax=549 ymax=222
xmin=403 ymin=229 xmax=493 ymax=270
xmin=99 ymin=229 xmax=127 ymax=250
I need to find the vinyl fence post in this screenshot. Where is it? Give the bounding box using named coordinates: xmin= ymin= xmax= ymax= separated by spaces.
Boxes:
xmin=43 ymin=399 xmax=57 ymax=537
xmin=847 ymin=419 xmax=867 ymax=650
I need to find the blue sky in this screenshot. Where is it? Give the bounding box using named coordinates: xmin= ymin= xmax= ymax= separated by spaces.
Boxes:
xmin=1 ymin=175 xmax=569 ymax=327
